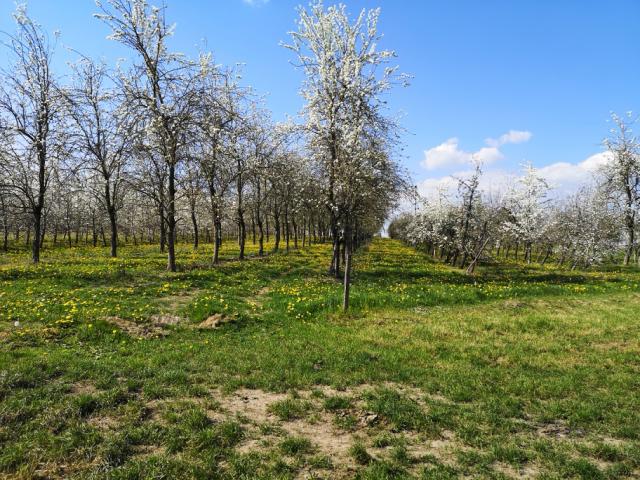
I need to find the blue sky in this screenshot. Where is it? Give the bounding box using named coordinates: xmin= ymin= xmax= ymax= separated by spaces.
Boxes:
xmin=1 ymin=0 xmax=638 ymax=197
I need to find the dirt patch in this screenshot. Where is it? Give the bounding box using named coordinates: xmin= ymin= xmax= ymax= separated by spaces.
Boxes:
xmin=140 ymin=384 xmax=475 ymax=477
xmin=235 ymin=437 xmax=273 ymax=455
xmin=149 ymin=288 xmax=200 ymax=328
xmin=592 ymin=340 xmax=639 ymax=353
xmin=493 ymin=461 xmax=540 ymax=479
xmin=131 ymin=444 xmax=167 ymax=459
xmin=219 ymin=388 xmax=360 ymax=473
xmin=30 ymin=460 xmax=99 ymax=480
xmin=87 ymin=414 xmax=120 ymax=430
xmin=149 ymin=314 xmax=183 ymax=326
xmin=215 ymin=385 xmax=466 ymax=477
xmin=288 ymin=417 xmax=360 ymax=473
xmin=199 ymin=313 xmax=234 ymax=329
xmin=105 ymin=316 xmax=168 ymax=338
xmin=503 ymin=300 xmax=529 ymax=309
xmin=598 ymin=436 xmax=628 ymax=447
xmin=156 ymin=289 xmax=201 ymax=311
xmin=70 ymin=381 xmax=98 ymax=395
xmin=220 ymin=388 xmax=289 ymax=422
xmin=400 ymin=428 xmax=470 ymax=471
xmin=246 ymin=286 xmax=271 ymax=309
xmin=536 ymin=420 xmax=585 ymax=439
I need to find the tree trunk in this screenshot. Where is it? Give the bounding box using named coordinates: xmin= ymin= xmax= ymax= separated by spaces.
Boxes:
xmin=257 ymin=214 xmax=264 ymax=257
xmin=213 ymin=217 xmax=222 ymax=264
xmin=273 ymin=210 xmax=281 ymax=252
xmin=343 ymin=225 xmax=353 ymax=311
xmin=466 ymin=236 xmax=491 ymax=275
xmin=107 ymin=207 xmax=117 ymax=257
xmin=330 ymin=218 xmax=340 ymax=277
xmin=238 ymin=214 xmax=246 ymax=260
xmin=284 ymin=207 xmax=290 ymax=253
xmin=334 ymin=237 xmax=341 ymax=279
xmin=31 ymin=142 xmax=47 ymax=263
xmin=302 ymin=217 xmax=307 ymax=247
xmin=159 ymin=203 xmax=166 ymax=254
xmin=266 ymin=214 xmax=270 ymax=243
xmin=237 ymin=174 xmax=245 ymax=260
xmin=32 ymin=206 xmax=42 ymax=263
xmin=2 ymin=206 xmax=8 ymax=251
xmin=623 ymin=209 xmax=635 ymax=266
xmin=92 ymin=214 xmax=98 ymax=247
xmin=167 ymin=162 xmax=177 ymax=272
xmin=293 ymin=218 xmax=298 ymax=249
xmin=191 ymin=209 xmax=199 ymax=250
xmin=41 ymin=211 xmax=47 ymax=247
xmin=251 ymin=214 xmax=256 ymax=245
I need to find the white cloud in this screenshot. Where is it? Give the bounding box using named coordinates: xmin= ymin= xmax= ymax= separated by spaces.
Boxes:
xmin=242 ymin=0 xmax=269 ymax=5
xmin=474 ymin=146 xmax=503 ymax=164
xmin=417 ymin=168 xmax=515 ymax=201
xmin=422 ymin=130 xmax=532 ymax=170
xmin=416 ymin=150 xmax=613 ymax=201
xmin=579 ymin=151 xmax=612 ymax=171
xmin=538 ymin=151 xmax=612 ymax=194
xmin=416 ymin=174 xmax=459 ymax=197
xmin=485 ymin=130 xmax=532 ymax=148
xmin=422 ymin=138 xmax=474 ymax=170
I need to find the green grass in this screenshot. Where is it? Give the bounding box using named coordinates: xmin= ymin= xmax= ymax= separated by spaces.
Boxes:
xmin=0 ymin=238 xmax=639 ymax=478
xmin=267 ymin=398 xmax=312 ymax=421
xmin=279 ymin=435 xmax=314 ymax=456
xmin=323 ymin=394 xmax=353 ymax=411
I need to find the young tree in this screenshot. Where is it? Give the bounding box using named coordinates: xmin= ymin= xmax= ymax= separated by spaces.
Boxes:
xmin=195 ymin=62 xmax=241 ymax=263
xmin=245 ymin=117 xmax=292 ymax=256
xmin=66 ymin=59 xmax=131 ymax=257
xmin=452 ymin=160 xmax=482 ymax=267
xmin=285 ymin=1 xmax=408 ymax=309
xmin=554 ymin=188 xmax=620 ymax=269
xmin=502 ymin=164 xmax=550 ymax=264
xmin=128 ymin=147 xmax=169 ymax=252
xmin=600 ymin=112 xmax=640 ymax=265
xmin=96 ymin=0 xmax=200 ymax=271
xmin=179 ymin=161 xmax=205 ymax=250
xmin=0 ymin=6 xmax=65 ymax=263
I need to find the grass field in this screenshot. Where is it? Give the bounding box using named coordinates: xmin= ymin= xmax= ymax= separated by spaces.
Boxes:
xmin=1 ymin=238 xmax=639 ymax=479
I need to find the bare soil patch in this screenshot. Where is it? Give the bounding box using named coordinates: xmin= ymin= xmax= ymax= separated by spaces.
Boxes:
xmin=156 ymin=289 xmax=201 ymax=311
xmin=70 ymin=381 xmax=98 ymax=395
xmin=87 ymin=414 xmax=120 ymax=430
xmin=493 ymin=461 xmax=540 ymax=479
xmin=104 ymin=316 xmax=168 ymax=338
xmin=536 ymin=419 xmax=585 ymax=439
xmin=149 ymin=314 xmax=183 ymax=326
xmin=199 ymin=313 xmax=235 ymax=329
xmin=246 ymin=286 xmax=271 ymax=309
xmin=212 ymin=384 xmax=465 ymax=477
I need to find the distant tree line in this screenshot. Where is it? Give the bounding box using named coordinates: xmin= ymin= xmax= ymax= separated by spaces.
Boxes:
xmin=390 ymin=113 xmax=640 ymax=271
